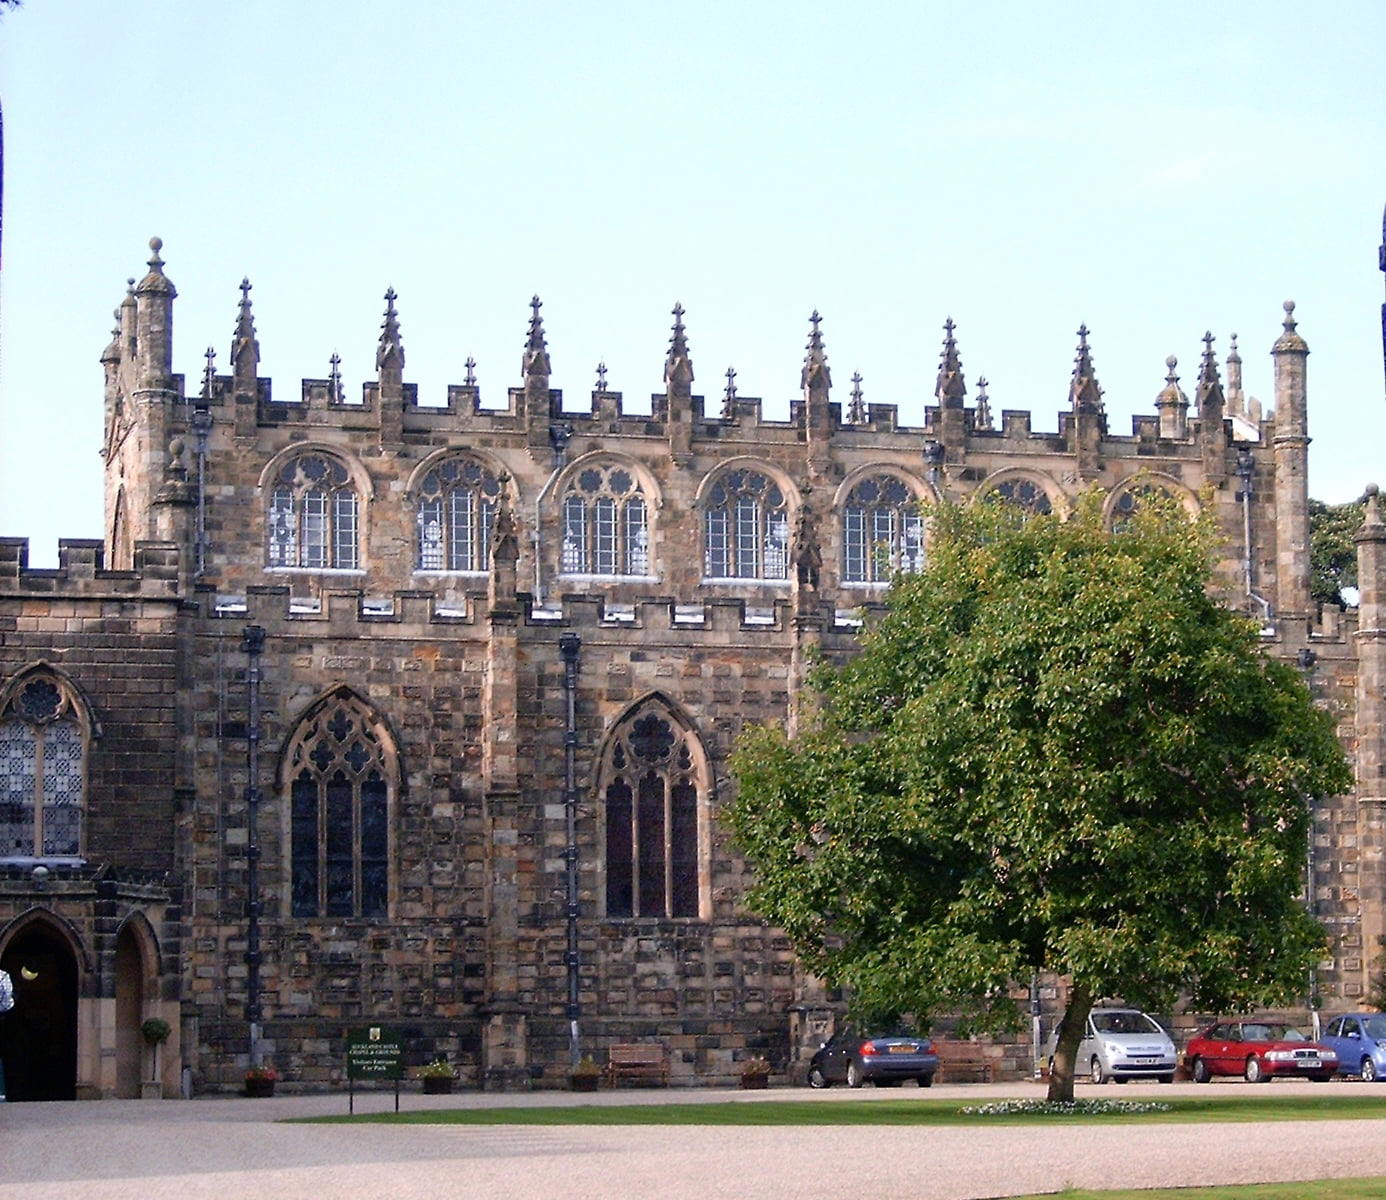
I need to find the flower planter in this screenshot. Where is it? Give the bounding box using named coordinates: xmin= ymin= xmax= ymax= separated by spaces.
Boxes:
xmin=422 ymin=1076 xmax=454 ymax=1095
xmin=244 ymin=1077 xmax=275 ymax=1098
xmin=570 ymin=1073 xmax=601 ymax=1092
xmin=739 ymin=1074 xmax=769 ymax=1090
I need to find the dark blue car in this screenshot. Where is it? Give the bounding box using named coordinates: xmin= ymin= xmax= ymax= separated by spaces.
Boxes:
xmin=807 ymin=1027 xmax=939 ymax=1088
xmin=1320 ymin=1013 xmax=1386 ymax=1081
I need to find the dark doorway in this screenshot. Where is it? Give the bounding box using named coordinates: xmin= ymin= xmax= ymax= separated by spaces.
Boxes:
xmin=1 ymin=925 xmax=79 ymax=1101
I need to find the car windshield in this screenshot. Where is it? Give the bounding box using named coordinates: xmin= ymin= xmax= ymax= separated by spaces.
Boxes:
xmin=1364 ymin=1016 xmax=1386 ymax=1040
xmin=1242 ymin=1023 xmax=1305 ymax=1042
xmin=1091 ymin=1012 xmax=1161 ymax=1035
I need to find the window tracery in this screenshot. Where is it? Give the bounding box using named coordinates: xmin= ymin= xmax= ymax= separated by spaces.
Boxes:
xmin=842 ymin=474 xmax=925 ymax=583
xmin=560 ymin=463 xmax=650 ymax=577
xmin=283 ymin=692 xmax=393 ymax=919
xmin=0 ymin=674 xmax=86 ymax=859
xmin=1109 ymin=483 xmax=1179 ymax=533
xmin=703 ymin=469 xmax=789 ymax=580
xmin=988 ymin=476 xmax=1054 ymax=515
xmin=267 ymin=453 xmax=359 ymax=570
xmin=416 ymin=458 xmax=502 ymax=572
xmin=601 ymin=703 xmax=704 ymax=919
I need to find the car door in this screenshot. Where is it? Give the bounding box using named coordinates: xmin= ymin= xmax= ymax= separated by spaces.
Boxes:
xmin=1327 ymin=1017 xmax=1364 ymax=1076
xmin=822 ymin=1029 xmax=854 ymax=1083
xmin=1077 ymin=1015 xmax=1098 ymax=1074
xmin=1210 ymin=1023 xmax=1238 ymax=1075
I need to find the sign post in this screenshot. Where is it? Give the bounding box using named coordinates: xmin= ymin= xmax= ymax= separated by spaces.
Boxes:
xmin=346 ymin=1025 xmax=404 ymax=1114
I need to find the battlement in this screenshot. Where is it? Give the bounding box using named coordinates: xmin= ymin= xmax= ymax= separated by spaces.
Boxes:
xmin=0 ymin=537 xmax=182 ymax=596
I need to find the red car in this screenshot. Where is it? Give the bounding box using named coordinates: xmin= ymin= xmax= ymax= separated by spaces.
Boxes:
xmin=1185 ymin=1020 xmax=1338 ymax=1083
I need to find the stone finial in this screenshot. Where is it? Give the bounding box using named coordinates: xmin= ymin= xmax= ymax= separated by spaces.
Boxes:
xmin=793 ymin=492 xmax=822 ymax=592
xmin=376 ymin=287 xmax=405 ymax=371
xmin=328 ymin=352 xmax=344 ymax=404
xmin=201 ymin=346 xmax=216 ymax=400
xmin=1364 ymin=482 xmax=1383 ymax=527
xmin=1228 ymin=332 xmax=1242 ymax=363
xmin=847 ymin=372 xmax=866 ymax=424
xmin=231 ymin=277 xmax=259 ymax=371
xmin=1195 ymin=330 xmax=1227 ymax=418
xmin=974 ymin=375 xmax=992 ymax=430
xmin=522 ymin=294 xmax=551 ymax=378
xmin=801 ymin=310 xmax=831 ymax=391
xmin=491 ymin=483 xmax=520 ymax=565
xmin=934 ymin=317 xmax=966 ymax=407
xmin=135 ymin=235 xmax=176 ymax=296
xmin=596 ymin=361 xmax=608 ymax=392
xmin=464 ymin=355 xmax=477 ymax=388
xmin=1069 ymin=323 xmax=1104 ymax=414
xmin=1272 ymin=299 xmax=1310 ymax=355
xmin=722 ymin=366 xmax=737 ymax=418
xmin=1157 ymin=355 xmax=1185 ymax=400
xmin=664 ymin=302 xmax=694 ymax=387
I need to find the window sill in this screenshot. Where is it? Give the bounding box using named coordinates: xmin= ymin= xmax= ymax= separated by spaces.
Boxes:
xmin=413 ymin=570 xmax=488 ymax=578
xmin=557 ymin=573 xmax=663 ymax=584
xmin=699 ymin=577 xmax=791 ymax=588
xmin=264 ymin=566 xmax=367 ymax=576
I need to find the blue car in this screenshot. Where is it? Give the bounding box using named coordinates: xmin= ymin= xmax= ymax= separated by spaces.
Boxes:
xmin=1319 ymin=1013 xmax=1386 ymax=1081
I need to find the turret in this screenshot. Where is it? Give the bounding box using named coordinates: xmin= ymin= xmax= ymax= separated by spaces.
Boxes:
xmin=935 ymin=318 xmax=967 ymax=463
xmin=1354 ymin=485 xmax=1386 ymax=967
xmin=1196 ymin=332 xmax=1228 ymax=488
xmin=1271 ymin=302 xmax=1311 ymax=622
xmin=134 ymin=237 xmax=176 ymax=391
xmin=1068 ymin=324 xmax=1104 ymax=479
xmin=376 ymin=287 xmax=405 ymax=447
xmin=665 ymin=303 xmax=694 ymax=465
xmin=1154 ymin=356 xmax=1188 ymax=439
xmin=801 ymin=311 xmax=832 ymax=481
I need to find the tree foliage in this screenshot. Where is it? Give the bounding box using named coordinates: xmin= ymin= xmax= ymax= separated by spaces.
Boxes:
xmin=1310 ymin=498 xmax=1365 ymax=610
xmin=727 ymin=491 xmax=1351 ymax=1099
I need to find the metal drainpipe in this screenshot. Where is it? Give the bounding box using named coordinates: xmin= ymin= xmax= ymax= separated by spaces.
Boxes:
xmin=1299 ymin=647 xmax=1320 ymax=1037
xmin=1236 ymin=446 xmax=1273 ymax=628
xmin=559 ymin=632 xmax=582 ymax=1067
xmin=191 ymin=401 xmax=212 ymax=577
xmin=242 ymin=624 xmax=266 ymax=1067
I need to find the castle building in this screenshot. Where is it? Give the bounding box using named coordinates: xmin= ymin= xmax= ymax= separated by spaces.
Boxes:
xmin=0 ymin=238 xmax=1381 ymax=1099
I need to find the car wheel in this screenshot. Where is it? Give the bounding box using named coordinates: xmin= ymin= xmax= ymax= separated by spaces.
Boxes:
xmin=807 ymin=1065 xmax=830 ymax=1089
xmin=847 ymin=1061 xmax=864 ymax=1089
xmin=917 ymin=1075 xmax=933 ymax=1088
xmin=1090 ymin=1056 xmax=1107 ymax=1085
xmin=1191 ymin=1057 xmax=1211 ymax=1084
xmin=1363 ymin=1058 xmax=1378 ymax=1083
xmin=1245 ymin=1056 xmax=1268 ymax=1083
xmin=1157 ymin=1073 xmax=1175 ymax=1083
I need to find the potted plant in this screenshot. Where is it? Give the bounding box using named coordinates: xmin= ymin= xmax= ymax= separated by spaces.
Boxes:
xmin=570 ymin=1054 xmax=601 ymax=1092
xmin=739 ymin=1055 xmax=772 ymax=1090
xmin=243 ymin=1064 xmax=278 ymax=1098
xmin=139 ymin=1017 xmax=171 ymax=1100
xmin=420 ymin=1057 xmax=457 ymax=1095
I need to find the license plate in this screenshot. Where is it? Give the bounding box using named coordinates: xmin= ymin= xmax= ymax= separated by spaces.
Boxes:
xmin=1298 ymin=1059 xmax=1321 ymax=1068
xmin=888 ymin=1045 xmax=917 ymax=1055
xmin=1134 ymin=1057 xmax=1157 ymax=1064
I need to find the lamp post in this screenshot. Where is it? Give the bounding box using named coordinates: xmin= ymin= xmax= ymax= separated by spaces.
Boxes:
xmin=242 ymin=624 xmax=265 ymax=1066
xmin=559 ymin=632 xmax=582 ymax=1067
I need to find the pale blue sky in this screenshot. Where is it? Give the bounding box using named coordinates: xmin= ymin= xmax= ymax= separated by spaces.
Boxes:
xmin=1 ymin=0 xmax=1383 ymax=565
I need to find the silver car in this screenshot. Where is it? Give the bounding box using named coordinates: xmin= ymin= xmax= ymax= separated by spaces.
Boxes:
xmin=1047 ymin=1007 xmax=1177 ymax=1084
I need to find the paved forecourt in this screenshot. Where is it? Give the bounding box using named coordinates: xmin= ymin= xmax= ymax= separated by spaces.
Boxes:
xmin=5 ymin=1080 xmax=1386 ymax=1200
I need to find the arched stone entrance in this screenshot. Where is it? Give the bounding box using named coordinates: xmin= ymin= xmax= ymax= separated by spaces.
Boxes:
xmin=0 ymin=924 xmax=79 ymax=1101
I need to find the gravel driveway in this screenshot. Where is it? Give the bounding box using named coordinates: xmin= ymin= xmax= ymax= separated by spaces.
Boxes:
xmin=3 ymin=1079 xmax=1386 ymax=1199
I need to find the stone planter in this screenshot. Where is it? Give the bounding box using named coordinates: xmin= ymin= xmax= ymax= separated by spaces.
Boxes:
xmin=140 ymin=1081 xmax=164 ymax=1100
xmin=422 ymin=1076 xmax=454 ymax=1095
xmin=739 ymin=1074 xmax=769 ymax=1090
xmin=570 ymin=1073 xmax=601 ymax=1092
xmin=244 ymin=1077 xmax=275 ymax=1098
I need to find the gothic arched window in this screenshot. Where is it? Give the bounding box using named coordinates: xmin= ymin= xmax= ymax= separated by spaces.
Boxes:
xmin=1109 ymin=483 xmax=1178 ymax=533
xmin=283 ymin=692 xmax=394 ymax=919
xmin=842 ymin=474 xmax=925 ymax=583
xmin=601 ymin=702 xmax=706 ymax=919
xmin=0 ymin=673 xmax=87 ymax=860
xmin=560 ymin=463 xmax=650 ymax=577
xmin=703 ymin=469 xmax=789 ymax=580
xmin=416 ymin=458 xmax=503 ymax=571
xmin=988 ymin=476 xmax=1054 ymax=515
xmin=267 ymin=453 xmax=359 ymax=570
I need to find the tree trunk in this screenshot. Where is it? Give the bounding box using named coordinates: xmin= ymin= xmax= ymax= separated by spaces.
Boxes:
xmin=1046 ymin=982 xmax=1093 ymax=1103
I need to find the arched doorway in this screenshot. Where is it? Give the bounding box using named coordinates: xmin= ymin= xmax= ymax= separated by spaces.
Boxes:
xmin=114 ymin=925 xmax=146 ymax=1098
xmin=0 ymin=924 xmax=79 ymax=1101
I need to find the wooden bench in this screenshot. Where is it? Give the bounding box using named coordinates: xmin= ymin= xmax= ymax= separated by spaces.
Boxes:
xmin=934 ymin=1040 xmax=994 ymax=1083
xmin=605 ymin=1043 xmax=670 ymax=1088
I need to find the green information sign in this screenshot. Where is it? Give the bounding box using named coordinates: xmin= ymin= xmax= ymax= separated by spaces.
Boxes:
xmin=347 ymin=1026 xmax=403 ymax=1080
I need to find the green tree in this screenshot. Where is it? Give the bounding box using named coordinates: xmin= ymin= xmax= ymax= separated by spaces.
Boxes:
xmin=727 ymin=493 xmax=1351 ymax=1102
xmin=1310 ymin=498 xmax=1365 ymax=611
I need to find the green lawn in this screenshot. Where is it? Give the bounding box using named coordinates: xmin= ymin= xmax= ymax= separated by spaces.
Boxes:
xmin=296 ymin=1093 xmax=1386 ymax=1127
xmin=1013 ymin=1184 xmax=1386 ymax=1199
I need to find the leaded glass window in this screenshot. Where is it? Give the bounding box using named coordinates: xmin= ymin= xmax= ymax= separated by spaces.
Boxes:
xmin=989 ymin=477 xmax=1054 ymax=515
xmin=703 ymin=470 xmax=788 ymax=580
xmin=602 ymin=703 xmax=705 ymax=919
xmin=842 ymin=474 xmax=925 ymax=583
xmin=0 ymin=674 xmax=86 ymax=859
xmin=267 ymin=453 xmax=359 ymax=569
xmin=560 ymin=464 xmax=650 ymax=577
xmin=284 ymin=692 xmax=393 ymax=918
xmin=1110 ymin=484 xmax=1175 ymax=533
xmin=416 ymin=458 xmax=502 ymax=571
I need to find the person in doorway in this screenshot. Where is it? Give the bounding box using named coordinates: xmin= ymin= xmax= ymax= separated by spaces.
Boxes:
xmin=0 ymin=967 xmax=13 ymax=1101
